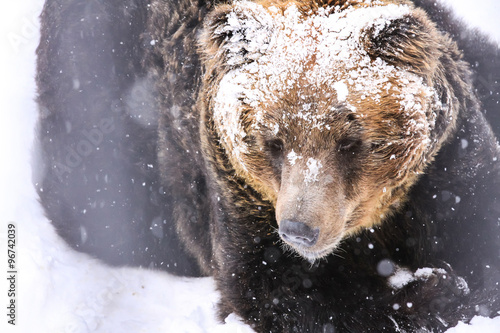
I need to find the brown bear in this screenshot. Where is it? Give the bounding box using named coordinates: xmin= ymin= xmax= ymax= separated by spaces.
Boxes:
xmin=35 ymin=0 xmax=500 ymax=332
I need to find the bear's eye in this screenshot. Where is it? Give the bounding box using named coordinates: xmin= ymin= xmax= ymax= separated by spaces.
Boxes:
xmin=337 ymin=137 xmax=361 ymax=153
xmin=346 ymin=113 xmax=356 ymax=122
xmin=265 ymin=139 xmax=284 ymax=158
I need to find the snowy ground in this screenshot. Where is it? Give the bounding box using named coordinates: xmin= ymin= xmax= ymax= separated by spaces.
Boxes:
xmin=0 ymin=1 xmax=499 ymax=332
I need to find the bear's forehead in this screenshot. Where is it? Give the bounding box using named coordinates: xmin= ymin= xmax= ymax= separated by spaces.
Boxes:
xmin=216 ymin=1 xmax=434 ymax=111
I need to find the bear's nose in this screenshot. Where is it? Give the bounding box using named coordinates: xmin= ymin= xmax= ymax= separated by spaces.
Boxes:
xmin=279 ymin=220 xmax=319 ymax=248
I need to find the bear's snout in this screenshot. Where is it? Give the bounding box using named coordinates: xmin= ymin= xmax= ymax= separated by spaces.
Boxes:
xmin=275 ymin=162 xmax=348 ymax=259
xmin=279 ymin=220 xmax=319 ymax=248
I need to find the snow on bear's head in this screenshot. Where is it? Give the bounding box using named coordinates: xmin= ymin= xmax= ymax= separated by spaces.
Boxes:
xmin=199 ymin=0 xmax=459 ymax=261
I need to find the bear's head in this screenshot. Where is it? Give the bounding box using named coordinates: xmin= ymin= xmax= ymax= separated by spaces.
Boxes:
xmin=199 ymin=0 xmax=462 ymax=261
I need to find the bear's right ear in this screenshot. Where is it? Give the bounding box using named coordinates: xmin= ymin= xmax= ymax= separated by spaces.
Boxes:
xmin=199 ymin=2 xmax=274 ymax=68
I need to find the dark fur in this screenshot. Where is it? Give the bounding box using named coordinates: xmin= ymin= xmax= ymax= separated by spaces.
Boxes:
xmin=35 ymin=0 xmax=203 ymax=275
xmin=412 ymin=0 xmax=500 ymax=137
xmin=35 ymin=0 xmax=500 ymax=331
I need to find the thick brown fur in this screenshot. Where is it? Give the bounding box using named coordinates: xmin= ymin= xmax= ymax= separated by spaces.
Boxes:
xmin=36 ymin=0 xmax=500 ymax=332
xmin=199 ymin=0 xmax=468 ymax=256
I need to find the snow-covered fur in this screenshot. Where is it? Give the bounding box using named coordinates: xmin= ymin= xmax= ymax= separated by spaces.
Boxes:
xmin=36 ymin=0 xmax=500 ymax=332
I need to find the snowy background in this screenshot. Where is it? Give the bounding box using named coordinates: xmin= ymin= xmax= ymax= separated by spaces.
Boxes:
xmin=0 ymin=1 xmax=499 ymax=332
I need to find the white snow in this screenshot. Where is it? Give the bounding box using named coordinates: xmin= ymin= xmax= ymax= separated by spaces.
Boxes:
xmin=214 ymin=71 xmax=250 ymax=166
xmin=287 ymin=149 xmax=302 ymax=166
xmin=414 ymin=267 xmax=446 ymax=279
xmin=447 ymin=316 xmax=500 ymax=333
xmin=389 ymin=267 xmax=471 ymax=297
xmin=303 ymin=158 xmax=323 ymax=184
xmin=333 ymin=81 xmax=349 ymax=103
xmin=0 ymin=1 xmax=498 ymax=333
xmin=388 ymin=268 xmax=415 ymax=289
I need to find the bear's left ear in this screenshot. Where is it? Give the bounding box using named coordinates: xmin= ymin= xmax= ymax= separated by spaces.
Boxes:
xmin=364 ymin=9 xmax=443 ymax=77
xmin=199 ymin=2 xmax=274 ymax=68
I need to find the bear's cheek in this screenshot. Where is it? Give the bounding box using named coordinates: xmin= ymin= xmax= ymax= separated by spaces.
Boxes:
xmin=237 ymin=150 xmax=284 ymax=201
